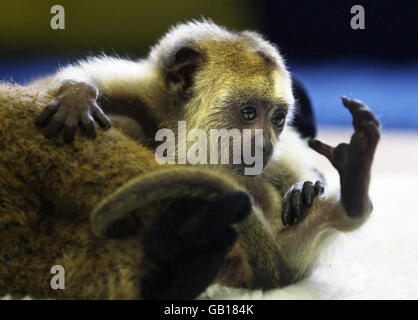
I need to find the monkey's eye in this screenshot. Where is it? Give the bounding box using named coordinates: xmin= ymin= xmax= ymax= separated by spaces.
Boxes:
xmin=271 ymin=112 xmax=286 ymax=127
xmin=241 ymin=106 xmax=257 ymax=121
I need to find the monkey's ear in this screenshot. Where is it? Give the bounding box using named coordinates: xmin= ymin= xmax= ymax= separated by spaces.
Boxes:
xmin=166 ymin=47 xmax=203 ymax=95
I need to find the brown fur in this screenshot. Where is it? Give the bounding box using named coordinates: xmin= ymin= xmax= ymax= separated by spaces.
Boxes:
xmin=0 ymin=83 xmax=248 ymax=298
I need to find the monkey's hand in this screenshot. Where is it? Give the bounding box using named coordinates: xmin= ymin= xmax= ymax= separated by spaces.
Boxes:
xmin=281 ymin=180 xmax=324 ymax=226
xmin=141 ymin=191 xmax=252 ymax=300
xmin=309 ymin=97 xmax=380 ymax=218
xmin=35 ymin=81 xmax=111 ymax=143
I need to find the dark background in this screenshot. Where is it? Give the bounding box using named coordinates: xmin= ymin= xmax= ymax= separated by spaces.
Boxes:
xmin=0 ymin=0 xmax=416 ymax=129
xmin=263 ymin=0 xmax=417 ymax=61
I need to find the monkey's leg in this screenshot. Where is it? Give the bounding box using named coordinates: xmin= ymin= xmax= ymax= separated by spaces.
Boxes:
xmin=309 ymin=97 xmax=380 ymax=221
xmin=230 ymin=97 xmax=380 ymax=289
xmin=276 ymin=97 xmax=380 ymax=282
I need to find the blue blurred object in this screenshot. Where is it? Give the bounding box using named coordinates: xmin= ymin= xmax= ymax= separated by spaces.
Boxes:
xmin=0 ymin=55 xmax=79 ymax=84
xmin=290 ymin=60 xmax=418 ymax=130
xmin=0 ymin=56 xmax=417 ymax=130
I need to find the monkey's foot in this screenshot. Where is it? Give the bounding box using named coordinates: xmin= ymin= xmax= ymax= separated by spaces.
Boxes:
xmin=141 ymin=192 xmax=251 ymax=300
xmin=309 ymin=97 xmax=380 ymax=218
xmin=281 ymin=180 xmax=324 ymax=226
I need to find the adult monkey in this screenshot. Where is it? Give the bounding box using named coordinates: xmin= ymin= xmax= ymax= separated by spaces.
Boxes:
xmin=0 ymin=83 xmax=252 ymax=299
xmin=1 ymin=21 xmax=380 ymax=299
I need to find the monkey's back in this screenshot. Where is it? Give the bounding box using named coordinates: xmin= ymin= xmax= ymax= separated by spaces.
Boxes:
xmin=0 ymin=83 xmax=249 ymax=298
xmin=0 ymin=83 xmax=164 ymax=298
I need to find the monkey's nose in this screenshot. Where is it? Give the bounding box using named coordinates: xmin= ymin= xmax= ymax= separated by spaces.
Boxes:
xmin=263 ymin=147 xmax=273 ymax=168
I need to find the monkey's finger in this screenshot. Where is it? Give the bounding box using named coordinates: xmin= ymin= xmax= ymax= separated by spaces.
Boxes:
xmin=35 ymin=99 xmax=60 ymax=126
xmin=334 ymin=143 xmax=350 ymax=170
xmin=63 ymin=125 xmax=78 ymax=144
xmin=341 ymin=97 xmax=379 ymax=132
xmin=354 ymin=110 xmax=380 ymax=131
xmin=308 ymin=139 xmax=335 ymax=163
xmin=159 ymin=227 xmax=238 ymax=300
xmin=178 ymin=192 xmax=251 ymax=247
xmin=92 ymin=102 xmax=112 ymax=129
xmin=341 ymin=96 xmax=365 ymax=114
xmin=45 ymin=111 xmax=66 ymax=139
xmin=281 ymin=199 xmax=291 ymax=225
xmin=363 ymin=121 xmax=380 ymax=150
xmin=314 ymin=180 xmax=324 ymax=196
xmin=290 ymin=189 xmax=302 ymax=222
xmin=63 ymin=113 xmax=81 ymax=144
xmin=80 ymin=112 xmax=97 ymax=139
xmin=302 ymin=181 xmax=314 ymax=206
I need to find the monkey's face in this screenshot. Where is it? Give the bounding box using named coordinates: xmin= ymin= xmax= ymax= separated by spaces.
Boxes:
xmin=224 ymin=91 xmax=290 ymax=174
xmin=198 ymin=76 xmax=292 ymax=176
xmin=164 ymin=38 xmax=294 ymax=175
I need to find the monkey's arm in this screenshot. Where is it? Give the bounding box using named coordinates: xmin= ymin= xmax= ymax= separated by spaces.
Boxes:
xmin=32 ymin=56 xmax=163 ymax=143
xmin=280 ymin=97 xmax=379 ymax=281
